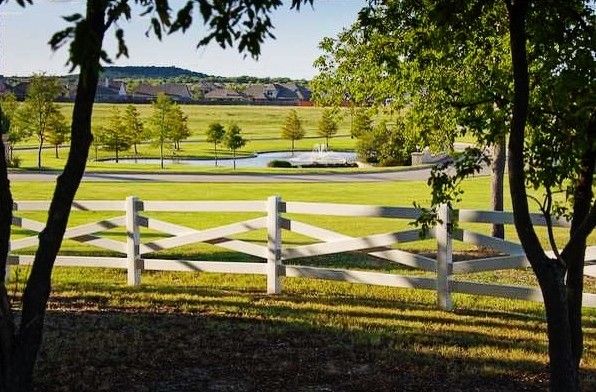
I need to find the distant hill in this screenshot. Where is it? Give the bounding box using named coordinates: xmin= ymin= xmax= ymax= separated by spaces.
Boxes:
xmin=100 ymin=66 xmax=209 ymax=80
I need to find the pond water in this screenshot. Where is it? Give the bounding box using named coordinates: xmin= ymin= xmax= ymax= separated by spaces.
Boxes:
xmin=104 ymin=150 xmax=358 ymax=168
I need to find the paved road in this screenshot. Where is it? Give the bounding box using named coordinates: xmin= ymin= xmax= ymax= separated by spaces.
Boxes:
xmin=8 ymin=165 xmax=491 ymax=183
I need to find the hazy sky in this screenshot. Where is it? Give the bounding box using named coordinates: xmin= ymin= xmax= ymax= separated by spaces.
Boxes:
xmin=0 ymin=0 xmax=364 ymax=79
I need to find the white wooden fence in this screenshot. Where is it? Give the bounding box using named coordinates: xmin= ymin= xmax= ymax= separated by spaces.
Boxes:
xmin=8 ymin=196 xmax=596 ymax=310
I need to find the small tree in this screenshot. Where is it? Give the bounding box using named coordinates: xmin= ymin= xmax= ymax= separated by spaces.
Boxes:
xmin=123 ymin=104 xmax=146 ymax=155
xmin=149 ymin=93 xmax=175 ymax=169
xmin=15 ymin=75 xmax=62 ymax=169
xmin=167 ymin=104 xmax=190 ymax=151
xmin=206 ymin=122 xmax=225 ymax=166
xmin=281 ymin=109 xmax=305 ymax=155
xmin=96 ymin=110 xmax=131 ymax=163
xmin=0 ymin=92 xmax=23 ymax=161
xmin=317 ymin=109 xmax=338 ymax=149
xmin=350 ymin=109 xmax=373 ymax=138
xmin=45 ymin=111 xmax=69 ymax=159
xmin=224 ymin=123 xmax=247 ymax=170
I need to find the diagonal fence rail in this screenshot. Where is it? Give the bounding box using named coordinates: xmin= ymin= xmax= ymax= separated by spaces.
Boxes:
xmin=8 ymin=196 xmax=596 ymax=310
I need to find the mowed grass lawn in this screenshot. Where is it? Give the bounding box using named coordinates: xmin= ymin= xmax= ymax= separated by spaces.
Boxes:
xmin=12 ymin=103 xmax=478 ymax=171
xmin=7 ymin=178 xmax=596 ymax=391
xmin=14 ymin=104 xmax=357 ymax=171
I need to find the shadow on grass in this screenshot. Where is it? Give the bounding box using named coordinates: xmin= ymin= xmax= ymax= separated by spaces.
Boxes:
xmin=36 ymin=308 xmax=557 ymax=392
xmin=29 ymin=277 xmax=596 ymax=391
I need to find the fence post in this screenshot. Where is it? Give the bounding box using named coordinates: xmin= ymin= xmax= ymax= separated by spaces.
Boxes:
xmin=266 ymin=195 xmax=282 ymax=294
xmin=126 ymin=196 xmax=142 ymax=286
xmin=437 ymin=203 xmax=453 ymax=310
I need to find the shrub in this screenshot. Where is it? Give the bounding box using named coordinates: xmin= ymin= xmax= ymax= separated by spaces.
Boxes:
xmin=356 ymin=121 xmax=421 ymax=166
xmin=267 ymin=160 xmax=293 ymax=168
xmin=7 ymin=155 xmax=21 ymax=168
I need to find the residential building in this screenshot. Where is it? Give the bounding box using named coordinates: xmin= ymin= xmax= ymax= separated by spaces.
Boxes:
xmin=204 ymin=88 xmax=249 ymax=102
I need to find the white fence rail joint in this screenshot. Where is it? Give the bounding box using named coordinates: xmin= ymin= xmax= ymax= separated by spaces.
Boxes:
xmin=7 ymin=197 xmax=596 ymax=309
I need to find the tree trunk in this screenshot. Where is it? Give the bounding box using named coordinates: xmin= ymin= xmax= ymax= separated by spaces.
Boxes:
xmin=491 ymin=135 xmax=506 ymax=238
xmin=55 ymin=145 xmax=59 ymax=159
xmin=134 ymin=143 xmax=138 ymax=155
xmin=10 ymin=2 xmax=108 ymax=390
xmin=564 ymin=116 xmax=595 ymax=369
xmin=115 ymin=148 xmax=119 ymax=163
xmin=0 ymin=127 xmax=15 ymax=392
xmin=233 ymin=149 xmax=236 ymax=170
xmin=506 ymin=2 xmax=579 ymax=390
xmin=537 ymin=260 xmax=580 ymax=391
xmin=292 ymin=139 xmax=295 ymax=156
xmin=214 ymin=143 xmax=218 ymax=167
xmin=37 ymin=139 xmax=43 ymax=170
xmin=160 ymin=141 xmax=164 ymax=169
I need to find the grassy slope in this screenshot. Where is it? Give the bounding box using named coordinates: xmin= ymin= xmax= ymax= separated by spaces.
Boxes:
xmin=8 ymin=178 xmax=595 ymax=390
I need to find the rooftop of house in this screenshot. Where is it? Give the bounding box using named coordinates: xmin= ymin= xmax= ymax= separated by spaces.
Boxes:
xmin=204 ymin=88 xmax=248 ymax=100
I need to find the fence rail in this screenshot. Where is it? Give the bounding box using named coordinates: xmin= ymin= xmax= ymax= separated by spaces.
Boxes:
xmin=8 ymin=196 xmax=596 ymax=310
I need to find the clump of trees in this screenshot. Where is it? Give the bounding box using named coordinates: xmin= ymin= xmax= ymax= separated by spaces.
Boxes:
xmin=281 ymin=109 xmax=305 ymax=155
xmin=94 ymin=110 xmax=131 ymax=163
xmin=7 ymin=75 xmax=66 ymax=169
xmin=148 ymin=93 xmax=190 ymax=169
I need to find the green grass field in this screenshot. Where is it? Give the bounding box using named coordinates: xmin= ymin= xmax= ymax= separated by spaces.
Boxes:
xmin=8 ymin=178 xmax=595 ymax=390
xmin=11 ymin=104 xmax=476 ymax=171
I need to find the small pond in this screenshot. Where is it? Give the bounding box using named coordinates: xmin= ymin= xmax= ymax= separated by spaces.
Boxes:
xmin=103 ymin=151 xmax=358 ymax=168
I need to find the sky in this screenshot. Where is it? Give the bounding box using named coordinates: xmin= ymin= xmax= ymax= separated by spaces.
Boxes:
xmin=0 ymin=0 xmax=365 ymax=79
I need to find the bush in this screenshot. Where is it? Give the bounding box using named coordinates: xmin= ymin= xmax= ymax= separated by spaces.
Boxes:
xmin=7 ymin=155 xmax=21 ymax=168
xmin=356 ymin=121 xmax=420 ymax=166
xmin=267 ymin=160 xmax=293 ymax=168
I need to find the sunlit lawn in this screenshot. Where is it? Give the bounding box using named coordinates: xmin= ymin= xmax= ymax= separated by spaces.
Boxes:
xmin=6 ymin=178 xmax=595 ymax=391
xmin=11 ymin=103 xmax=476 ymax=171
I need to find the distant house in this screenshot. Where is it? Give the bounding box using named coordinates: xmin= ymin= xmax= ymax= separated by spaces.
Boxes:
xmin=67 ymin=78 xmax=127 ymax=102
xmin=131 ymin=82 xmax=192 ymax=102
xmin=204 ymin=88 xmax=249 ymax=102
xmin=244 ymin=83 xmax=311 ymax=104
xmin=0 ymin=76 xmax=9 ymax=95
xmin=10 ymin=81 xmax=30 ymax=100
xmin=194 ymin=81 xmax=223 ymax=96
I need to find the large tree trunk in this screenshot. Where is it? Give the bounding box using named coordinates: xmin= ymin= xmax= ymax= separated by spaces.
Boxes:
xmin=7 ymin=2 xmax=108 ymax=390
xmin=506 ymin=1 xmax=579 ymax=390
xmin=0 ymin=125 xmax=15 ymax=392
xmin=563 ymin=114 xmax=595 ymax=369
xmin=491 ymin=135 xmax=506 ymax=238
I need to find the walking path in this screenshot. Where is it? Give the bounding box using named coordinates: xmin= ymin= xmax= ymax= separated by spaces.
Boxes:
xmin=8 ymin=165 xmax=491 ymax=183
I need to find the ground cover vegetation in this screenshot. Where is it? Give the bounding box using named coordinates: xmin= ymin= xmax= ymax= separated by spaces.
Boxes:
xmin=5 ymin=179 xmax=596 ymax=391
